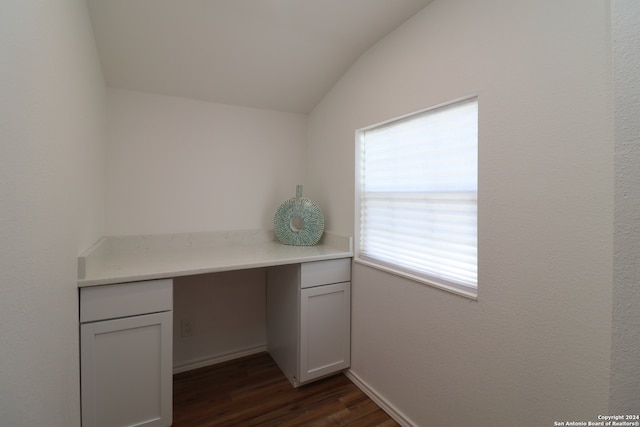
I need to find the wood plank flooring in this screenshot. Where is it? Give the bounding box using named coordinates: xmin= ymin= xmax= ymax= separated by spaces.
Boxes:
xmin=173 ymin=352 xmax=399 ymax=427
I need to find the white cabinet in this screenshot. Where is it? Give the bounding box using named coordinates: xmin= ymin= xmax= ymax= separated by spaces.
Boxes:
xmin=267 ymin=258 xmax=351 ymax=387
xmin=80 ymin=279 xmax=173 ymax=427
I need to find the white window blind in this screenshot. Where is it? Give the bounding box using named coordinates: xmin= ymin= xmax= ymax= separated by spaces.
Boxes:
xmin=357 ymin=97 xmax=478 ymax=293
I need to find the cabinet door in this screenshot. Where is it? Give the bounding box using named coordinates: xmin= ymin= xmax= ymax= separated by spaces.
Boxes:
xmin=299 ymin=281 xmax=351 ymax=384
xmin=81 ymin=311 xmax=172 ymax=427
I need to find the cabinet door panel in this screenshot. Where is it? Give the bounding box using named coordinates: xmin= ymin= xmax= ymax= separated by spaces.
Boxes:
xmin=81 ymin=311 xmax=172 ymax=427
xmin=300 ymin=281 xmax=350 ymax=384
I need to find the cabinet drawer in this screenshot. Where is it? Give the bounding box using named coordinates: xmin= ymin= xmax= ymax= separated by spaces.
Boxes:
xmin=80 ymin=279 xmax=173 ymax=323
xmin=301 ymin=258 xmax=351 ymax=288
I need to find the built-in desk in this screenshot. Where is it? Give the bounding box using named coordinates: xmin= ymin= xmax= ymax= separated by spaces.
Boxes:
xmin=78 ymin=229 xmax=352 ymax=287
xmin=78 ymin=230 xmax=353 ymax=427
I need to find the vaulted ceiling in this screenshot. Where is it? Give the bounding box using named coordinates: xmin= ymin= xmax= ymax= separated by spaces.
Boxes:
xmin=87 ymin=0 xmax=433 ymax=114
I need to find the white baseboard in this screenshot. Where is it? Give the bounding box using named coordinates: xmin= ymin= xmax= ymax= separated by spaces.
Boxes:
xmin=173 ymin=345 xmax=267 ymax=374
xmin=344 ymin=370 xmax=417 ymax=427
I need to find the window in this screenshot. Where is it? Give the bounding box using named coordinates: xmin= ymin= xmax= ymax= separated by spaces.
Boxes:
xmin=355 ymin=97 xmax=478 ymax=298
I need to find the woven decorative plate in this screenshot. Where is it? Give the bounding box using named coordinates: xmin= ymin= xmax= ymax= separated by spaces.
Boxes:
xmin=274 ymin=185 xmax=325 ymax=246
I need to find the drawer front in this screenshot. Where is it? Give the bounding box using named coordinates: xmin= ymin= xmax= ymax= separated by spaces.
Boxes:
xmin=301 ymin=258 xmax=351 ymax=288
xmin=80 ymin=279 xmax=173 ymax=323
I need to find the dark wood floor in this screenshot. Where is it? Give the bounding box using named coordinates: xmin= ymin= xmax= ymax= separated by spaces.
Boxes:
xmin=173 ymin=352 xmax=399 ymax=427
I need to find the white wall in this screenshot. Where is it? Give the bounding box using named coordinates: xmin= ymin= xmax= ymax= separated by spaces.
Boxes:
xmin=611 ymin=0 xmax=640 ymax=413
xmin=0 ymin=1 xmax=106 ymax=426
xmin=106 ymin=89 xmax=309 ymax=366
xmin=106 ymin=88 xmax=308 ymax=236
xmin=308 ymin=0 xmax=614 ymax=425
xmin=173 ymin=269 xmax=267 ymax=370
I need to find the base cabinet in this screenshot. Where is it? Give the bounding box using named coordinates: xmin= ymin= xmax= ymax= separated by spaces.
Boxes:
xmin=80 ymin=280 xmax=173 ymax=427
xmin=267 ymin=259 xmax=351 ymax=387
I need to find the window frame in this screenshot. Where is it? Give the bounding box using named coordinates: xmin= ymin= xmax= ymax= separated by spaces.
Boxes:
xmin=354 ymin=95 xmax=478 ymax=300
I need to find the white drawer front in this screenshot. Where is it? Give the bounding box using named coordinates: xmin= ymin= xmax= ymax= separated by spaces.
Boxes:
xmin=80 ymin=279 xmax=173 ymax=323
xmin=300 ymin=258 xmax=351 ymax=288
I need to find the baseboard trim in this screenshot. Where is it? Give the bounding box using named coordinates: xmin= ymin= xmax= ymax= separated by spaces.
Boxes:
xmin=173 ymin=345 xmax=268 ymax=374
xmin=344 ymin=370 xmax=417 ymax=427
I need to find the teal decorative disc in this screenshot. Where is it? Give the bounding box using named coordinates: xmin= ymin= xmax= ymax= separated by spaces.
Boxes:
xmin=274 ymin=185 xmax=325 ymax=246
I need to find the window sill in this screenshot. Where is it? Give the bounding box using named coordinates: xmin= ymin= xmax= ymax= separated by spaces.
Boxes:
xmin=354 ymin=257 xmax=478 ymax=301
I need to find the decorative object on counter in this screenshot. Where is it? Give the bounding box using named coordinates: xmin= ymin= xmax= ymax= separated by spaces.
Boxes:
xmin=274 ymin=185 xmax=325 ymax=246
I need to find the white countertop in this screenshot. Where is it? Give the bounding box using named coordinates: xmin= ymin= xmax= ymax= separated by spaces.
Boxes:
xmin=78 ymin=230 xmax=353 ymax=287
